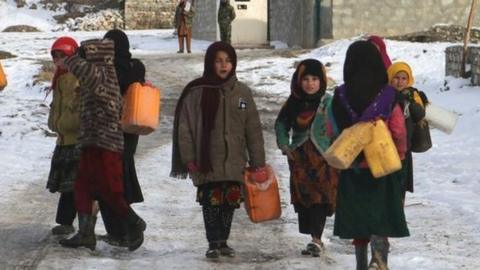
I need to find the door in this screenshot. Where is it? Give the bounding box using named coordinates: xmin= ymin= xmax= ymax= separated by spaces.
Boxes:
xmin=230 ymin=0 xmax=268 ymax=45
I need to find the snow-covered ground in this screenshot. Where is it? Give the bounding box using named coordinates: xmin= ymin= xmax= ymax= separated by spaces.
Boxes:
xmin=1 ymin=2 xmax=479 ymax=269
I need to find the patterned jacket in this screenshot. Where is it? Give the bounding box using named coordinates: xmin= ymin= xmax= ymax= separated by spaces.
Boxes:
xmin=218 ymin=2 xmax=236 ymax=27
xmin=65 ymin=39 xmax=124 ymax=153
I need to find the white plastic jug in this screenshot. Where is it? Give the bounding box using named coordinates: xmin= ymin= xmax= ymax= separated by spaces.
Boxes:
xmin=425 ymin=103 xmax=458 ymax=134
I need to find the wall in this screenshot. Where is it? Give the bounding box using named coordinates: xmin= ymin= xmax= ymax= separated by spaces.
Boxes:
xmin=330 ymin=0 xmax=477 ymax=39
xmin=124 ymin=0 xmax=176 ymax=29
xmin=191 ymin=0 xmax=218 ymax=41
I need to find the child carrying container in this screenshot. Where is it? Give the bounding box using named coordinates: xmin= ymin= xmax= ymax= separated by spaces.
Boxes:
xmin=275 ymin=59 xmax=338 ymax=257
xmin=171 ymin=41 xmax=266 ymax=259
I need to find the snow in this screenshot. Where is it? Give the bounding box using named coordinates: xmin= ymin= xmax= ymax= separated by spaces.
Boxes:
xmin=1 ymin=3 xmax=480 ymax=270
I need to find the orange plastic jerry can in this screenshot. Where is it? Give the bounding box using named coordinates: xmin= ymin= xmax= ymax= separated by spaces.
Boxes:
xmin=243 ymin=165 xmax=282 ymax=223
xmin=0 ymin=62 xmax=7 ymax=91
xmin=121 ymin=82 xmax=161 ymax=135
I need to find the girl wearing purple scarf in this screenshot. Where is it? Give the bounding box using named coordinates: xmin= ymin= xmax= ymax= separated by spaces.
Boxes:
xmin=331 ymin=40 xmax=409 ymax=270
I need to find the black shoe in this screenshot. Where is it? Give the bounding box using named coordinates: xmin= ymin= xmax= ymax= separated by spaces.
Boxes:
xmin=301 ymin=242 xmax=322 ymax=257
xmin=125 ymin=208 xmax=146 ymax=251
xmin=219 ymin=242 xmax=235 ymax=257
xmin=206 ymin=248 xmax=220 ymax=259
xmin=98 ymin=234 xmax=128 ymax=247
xmin=52 ymin=225 xmax=74 ymax=235
xmin=177 ymin=50 xmax=184 ymax=53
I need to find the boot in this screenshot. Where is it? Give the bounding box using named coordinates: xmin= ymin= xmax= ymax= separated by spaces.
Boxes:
xmin=177 ymin=36 xmax=184 ymax=53
xmin=124 ymin=207 xmax=146 ymax=251
xmin=369 ymin=236 xmax=389 ymax=270
xmin=186 ymin=35 xmax=191 ymax=53
xmin=59 ymin=214 xmax=96 ymax=251
xmin=355 ymin=244 xmax=369 ymax=270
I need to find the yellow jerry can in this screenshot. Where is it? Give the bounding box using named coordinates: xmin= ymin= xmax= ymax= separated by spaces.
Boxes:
xmin=364 ymin=119 xmax=402 ymax=178
xmin=324 ymin=121 xmax=373 ymax=169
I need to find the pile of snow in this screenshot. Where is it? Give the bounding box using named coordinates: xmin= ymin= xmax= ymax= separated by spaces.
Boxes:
xmin=0 ymin=0 xmax=63 ymax=32
xmin=55 ymin=9 xmax=124 ymax=32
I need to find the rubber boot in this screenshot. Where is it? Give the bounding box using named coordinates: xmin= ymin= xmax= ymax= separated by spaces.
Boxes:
xmin=59 ymin=214 xmax=96 ymax=251
xmin=355 ymin=244 xmax=369 ymax=270
xmin=369 ymin=236 xmax=389 ymax=270
xmin=124 ymin=207 xmax=146 ymax=251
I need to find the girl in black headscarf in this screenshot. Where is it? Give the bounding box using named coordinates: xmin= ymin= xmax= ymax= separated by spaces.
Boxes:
xmin=97 ymin=29 xmax=147 ymax=246
xmin=331 ymin=40 xmax=409 ymax=270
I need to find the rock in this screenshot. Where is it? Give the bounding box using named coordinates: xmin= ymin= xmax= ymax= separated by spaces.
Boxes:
xmin=2 ymin=25 xmax=41 ymax=32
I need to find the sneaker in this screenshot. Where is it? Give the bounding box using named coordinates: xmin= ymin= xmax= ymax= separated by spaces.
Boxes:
xmin=51 ymin=225 xmax=74 ymax=235
xmin=219 ymin=243 xmax=235 ymax=257
xmin=205 ymin=248 xmax=220 ymax=259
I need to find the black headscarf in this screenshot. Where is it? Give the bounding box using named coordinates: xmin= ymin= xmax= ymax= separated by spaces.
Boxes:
xmin=171 ymin=41 xmax=238 ymax=178
xmin=104 ymin=29 xmax=145 ymax=95
xmin=333 ymin=40 xmax=388 ymax=130
xmin=278 ymin=59 xmax=327 ymax=129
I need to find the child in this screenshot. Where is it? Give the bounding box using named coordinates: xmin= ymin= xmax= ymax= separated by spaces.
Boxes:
xmin=274 ymin=59 xmax=338 ymax=257
xmin=58 ymin=38 xmax=145 ymax=252
xmin=388 ymin=61 xmax=429 ymax=198
xmin=174 ymin=0 xmax=195 ymax=53
xmin=331 ymin=41 xmax=409 ymax=270
xmin=96 ymin=29 xmax=147 ymax=247
xmin=171 ymin=41 xmax=266 ymax=259
xmin=218 ymin=0 xmax=236 ymax=44
xmin=46 ymin=36 xmax=80 ymax=235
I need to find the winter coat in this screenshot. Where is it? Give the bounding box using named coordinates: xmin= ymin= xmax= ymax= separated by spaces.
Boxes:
xmin=275 ymin=94 xmax=334 ymax=155
xmin=177 ymin=75 xmax=266 ymax=186
xmin=64 ymin=39 xmax=124 ymax=153
xmin=174 ymin=3 xmax=195 ymax=29
xmin=218 ymin=2 xmax=236 ymax=27
xmin=48 ymin=72 xmax=81 ymax=146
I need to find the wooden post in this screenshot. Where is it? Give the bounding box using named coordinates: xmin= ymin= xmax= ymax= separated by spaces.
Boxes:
xmin=462 ymin=0 xmax=478 ymax=78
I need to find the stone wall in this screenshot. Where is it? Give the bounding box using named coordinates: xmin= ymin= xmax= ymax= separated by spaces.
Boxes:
xmin=445 ymin=45 xmax=480 ymax=85
xmin=330 ymin=0 xmax=477 ymax=39
xmin=124 ymin=0 xmax=176 ymax=29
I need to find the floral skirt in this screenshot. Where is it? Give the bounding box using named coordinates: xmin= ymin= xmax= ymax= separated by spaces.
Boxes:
xmin=197 ymin=181 xmax=242 ymax=208
xmin=289 ymin=140 xmax=338 ymax=216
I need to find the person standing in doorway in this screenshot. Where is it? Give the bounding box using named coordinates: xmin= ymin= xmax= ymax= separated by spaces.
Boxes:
xmin=218 ymin=0 xmax=236 ymax=44
xmin=174 ymin=0 xmax=195 ymax=53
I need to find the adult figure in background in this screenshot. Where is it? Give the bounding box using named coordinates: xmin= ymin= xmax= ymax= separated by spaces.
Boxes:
xmin=218 ymin=0 xmax=236 ymax=44
xmin=97 ymin=29 xmax=147 ymax=246
xmin=174 ymin=0 xmax=195 ymax=53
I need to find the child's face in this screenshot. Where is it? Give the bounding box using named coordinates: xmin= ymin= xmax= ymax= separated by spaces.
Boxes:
xmin=391 ymin=71 xmax=409 ymax=91
xmin=52 ymin=50 xmax=67 ymax=69
xmin=214 ymin=51 xmax=233 ymax=79
xmin=301 ymin=75 xmax=321 ymax=95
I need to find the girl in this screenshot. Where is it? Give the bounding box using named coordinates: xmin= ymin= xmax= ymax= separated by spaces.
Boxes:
xmin=388 ymin=61 xmax=429 ymax=198
xmin=174 ymin=0 xmax=195 ymax=53
xmin=275 ymin=59 xmax=338 ymax=257
xmin=331 ymin=41 xmax=409 ymax=270
xmin=47 ymin=36 xmax=80 ymax=235
xmin=171 ymin=41 xmax=266 ymax=259
xmin=96 ymin=29 xmax=147 ymax=247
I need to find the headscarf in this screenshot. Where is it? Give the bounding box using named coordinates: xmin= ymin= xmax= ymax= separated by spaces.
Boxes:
xmin=368 ymin=35 xmax=392 ymax=69
xmin=171 ymin=41 xmax=238 ymax=178
xmin=278 ymin=59 xmax=327 ymax=130
xmin=333 ymin=40 xmax=392 ymax=130
xmin=387 ymin=61 xmax=414 ymax=88
xmin=104 ymin=29 xmax=144 ymax=95
xmin=50 ymin=36 xmax=78 ymax=91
